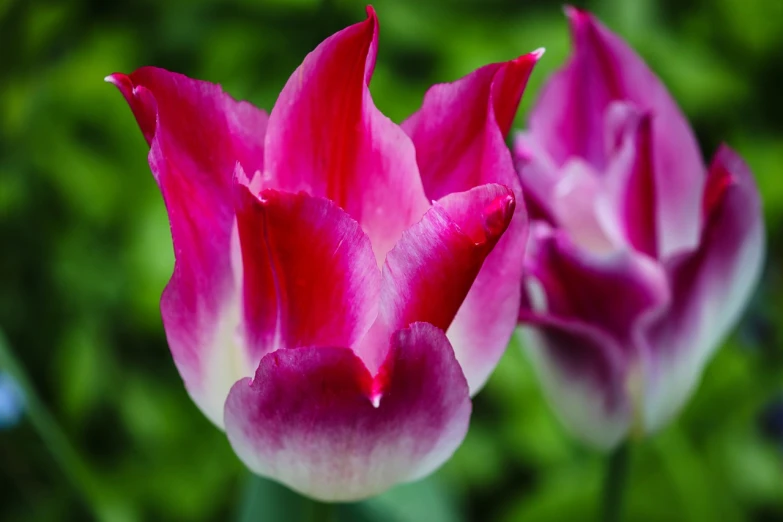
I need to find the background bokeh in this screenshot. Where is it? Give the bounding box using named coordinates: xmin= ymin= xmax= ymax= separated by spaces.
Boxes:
xmin=1 ymin=0 xmax=781 ymax=520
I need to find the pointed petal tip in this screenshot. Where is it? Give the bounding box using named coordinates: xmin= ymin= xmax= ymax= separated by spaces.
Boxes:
xmin=563 ymin=5 xmax=592 ymax=21
xmin=508 ymin=48 xmax=545 ymax=69
xmin=483 ymin=192 xmax=516 ymax=239
xmin=104 ymin=72 xmax=133 ymax=96
xmin=707 ymin=143 xmax=759 ymax=205
xmin=434 ymin=185 xmax=517 ymax=247
xmin=563 ymin=5 xmax=598 ymax=37
xmin=363 ymin=4 xmax=379 ymax=34
xmin=713 ymin=143 xmax=747 ymax=174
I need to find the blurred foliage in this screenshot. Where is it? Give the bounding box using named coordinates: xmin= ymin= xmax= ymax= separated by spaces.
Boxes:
xmin=0 ymin=0 xmax=781 ymax=520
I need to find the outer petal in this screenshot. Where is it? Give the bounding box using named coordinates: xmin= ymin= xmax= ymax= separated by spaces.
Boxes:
xmin=519 ymin=317 xmax=632 ymax=449
xmin=402 ymin=53 xmax=539 ymax=199
xmin=356 ymin=184 xmax=515 ymax=372
xmin=235 ymin=185 xmax=380 ymax=361
xmin=107 ymin=68 xmax=268 ymax=426
xmin=263 ymin=6 xmax=429 ymax=264
xmin=403 ymin=53 xmax=540 ymax=393
xmin=642 ymin=145 xmax=764 ymax=431
xmin=529 ymin=7 xmax=705 ymax=258
xmin=224 ymin=323 xmax=471 ymax=502
xmin=519 ymin=223 xmax=669 ymax=448
xmin=522 ymin=223 xmax=669 ymax=357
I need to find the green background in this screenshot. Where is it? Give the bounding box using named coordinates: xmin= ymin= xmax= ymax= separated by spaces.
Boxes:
xmin=1 ymin=0 xmax=781 ymax=520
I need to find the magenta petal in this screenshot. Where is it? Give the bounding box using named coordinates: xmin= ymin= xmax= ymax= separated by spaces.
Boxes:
xmin=382 ymin=184 xmax=514 ymax=331
xmin=522 ymin=224 xmax=669 ymax=353
xmin=403 ymin=54 xmax=539 ymax=393
xmin=106 ymin=68 xmax=267 ymax=177
xmin=550 ymin=159 xmax=619 ymax=253
xmin=602 ymin=103 xmax=657 ymax=257
xmin=520 ymin=316 xmax=632 ymax=449
xmin=514 ymin=132 xmax=561 ymax=224
xmin=235 ymin=185 xmax=380 ymax=361
xmin=403 ymin=52 xmax=540 ymax=200
xmin=519 ymin=223 xmax=670 ymax=447
xmin=642 ymin=145 xmax=764 ymax=430
xmin=107 ymin=68 xmax=268 ymax=426
xmin=357 ymin=184 xmax=515 ymax=374
xmin=263 ymin=6 xmax=429 ymax=264
xmin=224 ymin=323 xmax=471 ymax=501
xmin=529 ymin=8 xmax=704 ymax=257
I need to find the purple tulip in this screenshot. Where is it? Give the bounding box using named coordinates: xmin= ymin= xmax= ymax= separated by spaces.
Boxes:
xmin=515 ymin=7 xmax=764 ymax=448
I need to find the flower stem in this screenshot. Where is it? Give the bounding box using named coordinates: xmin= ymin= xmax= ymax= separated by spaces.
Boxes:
xmin=306 ymin=499 xmax=334 ymax=522
xmin=602 ymin=440 xmax=631 ymax=522
xmin=0 ymin=330 xmax=110 ymax=520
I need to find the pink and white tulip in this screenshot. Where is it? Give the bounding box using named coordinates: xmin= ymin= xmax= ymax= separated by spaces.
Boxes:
xmin=515 ymin=8 xmax=764 ymax=449
xmin=108 ymin=7 xmax=540 ymax=500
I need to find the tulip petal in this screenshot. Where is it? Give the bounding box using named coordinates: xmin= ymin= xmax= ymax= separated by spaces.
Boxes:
xmin=106 ymin=68 xmax=267 ymax=175
xmin=235 ymin=184 xmax=380 ymax=361
xmin=356 ymin=184 xmax=515 ymax=373
xmin=551 ymin=159 xmax=619 ymax=254
xmin=224 ymin=323 xmax=471 ymax=502
xmin=529 ymin=7 xmax=704 ymax=258
xmin=403 ymin=53 xmax=539 ymax=200
xmin=519 ymin=316 xmax=632 ymax=449
xmin=403 ymin=54 xmax=539 ymax=393
xmin=107 ymin=68 xmax=268 ymax=426
xmin=514 ymin=132 xmax=561 ymax=224
xmin=519 ymin=223 xmax=669 ymax=447
xmin=602 ymin=103 xmax=657 ymax=257
xmin=522 ymin=223 xmax=669 ymax=352
xmin=264 ymin=6 xmax=429 ymax=264
xmin=383 ymin=184 xmax=515 ymax=332
xmin=642 ymin=145 xmax=764 ymax=431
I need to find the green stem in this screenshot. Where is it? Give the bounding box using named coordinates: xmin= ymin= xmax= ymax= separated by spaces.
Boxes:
xmin=235 ymin=473 xmax=337 ymax=522
xmin=0 ymin=330 xmax=110 ymax=520
xmin=305 ymin=499 xmax=334 ymax=522
xmin=602 ymin=440 xmax=631 ymax=522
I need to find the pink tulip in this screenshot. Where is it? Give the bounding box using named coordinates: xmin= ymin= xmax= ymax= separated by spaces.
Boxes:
xmin=515 ymin=7 xmax=764 ymax=449
xmin=108 ymin=7 xmax=540 ymax=500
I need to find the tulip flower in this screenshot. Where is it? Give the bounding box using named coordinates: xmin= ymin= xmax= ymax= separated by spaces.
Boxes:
xmin=515 ymin=7 xmax=764 ymax=449
xmin=108 ymin=7 xmax=540 ymax=500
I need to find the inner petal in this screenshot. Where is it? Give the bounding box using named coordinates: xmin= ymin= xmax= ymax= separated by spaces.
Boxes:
xmin=261 ymin=8 xmax=430 ymax=267
xmin=552 ymin=159 xmax=619 ymax=255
